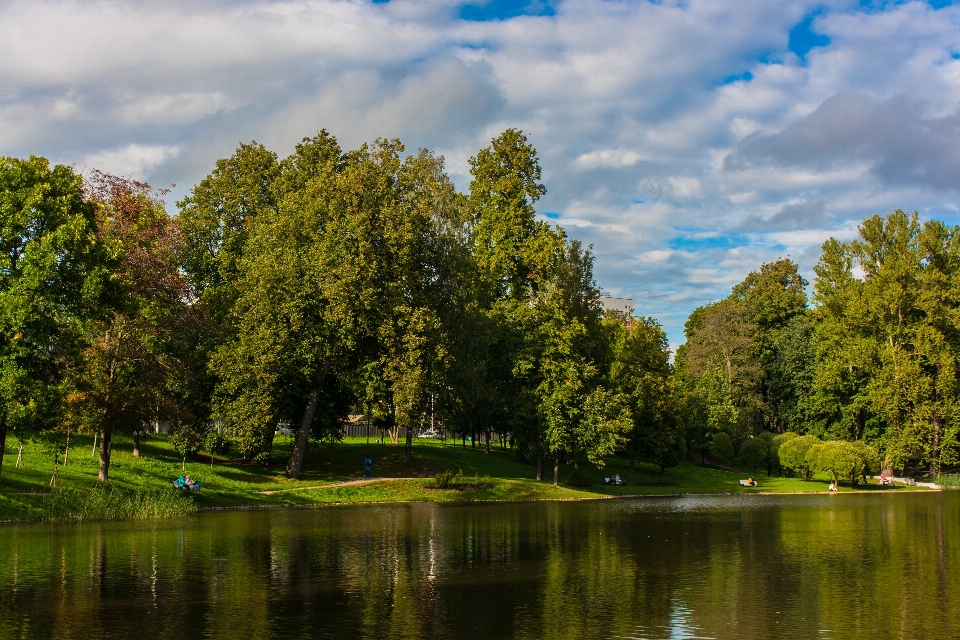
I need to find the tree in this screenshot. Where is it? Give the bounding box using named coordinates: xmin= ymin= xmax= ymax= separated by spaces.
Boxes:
xmin=608 ymin=315 xmax=685 ymax=473
xmin=709 ymin=432 xmax=734 ymax=466
xmin=0 ymin=156 xmax=110 ymax=480
xmin=679 ymin=300 xmax=762 ymax=444
xmin=738 ymin=436 xmax=768 ymax=474
xmin=807 ymin=440 xmax=878 ymax=485
xmin=66 ymin=172 xmax=192 ymax=482
xmin=171 ymin=423 xmax=204 ymax=471
xmin=810 ymin=211 xmax=960 ymax=473
xmin=778 ymin=434 xmax=821 ymax=480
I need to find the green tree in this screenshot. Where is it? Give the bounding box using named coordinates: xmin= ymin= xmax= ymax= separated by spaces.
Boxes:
xmin=709 ymin=432 xmax=734 ymax=466
xmin=0 ymin=157 xmax=110 ymax=480
xmin=608 ymin=315 xmax=685 ymax=473
xmin=738 ymin=436 xmax=768 ymax=474
xmin=807 ymin=440 xmax=878 ymax=485
xmin=778 ymin=434 xmax=821 ymax=480
xmin=810 ymin=211 xmax=960 ymax=473
xmin=65 ymin=172 xmax=192 ymax=482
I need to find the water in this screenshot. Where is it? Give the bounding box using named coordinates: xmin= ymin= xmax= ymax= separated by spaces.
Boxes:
xmin=1 ymin=492 xmax=958 ymax=639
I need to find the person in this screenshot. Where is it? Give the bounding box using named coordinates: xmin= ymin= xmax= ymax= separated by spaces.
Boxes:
xmin=185 ymin=475 xmax=195 ymax=490
xmin=363 ymin=455 xmax=372 ymax=478
xmin=829 ymin=481 xmax=838 ymax=492
xmin=748 ymin=477 xmax=755 ymax=487
xmin=879 ymin=473 xmax=887 ymax=485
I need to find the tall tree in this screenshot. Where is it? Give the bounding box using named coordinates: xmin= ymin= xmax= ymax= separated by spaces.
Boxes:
xmin=811 ymin=211 xmax=960 ymax=473
xmin=68 ymin=172 xmax=191 ymax=482
xmin=0 ymin=157 xmax=108 ymax=480
xmin=608 ymin=316 xmax=685 ymax=473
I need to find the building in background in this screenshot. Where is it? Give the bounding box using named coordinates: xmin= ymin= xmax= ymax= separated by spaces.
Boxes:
xmin=600 ymin=295 xmax=633 ymax=315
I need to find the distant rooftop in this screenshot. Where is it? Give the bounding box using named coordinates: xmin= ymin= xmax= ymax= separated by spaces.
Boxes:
xmin=600 ymin=295 xmax=633 ymax=315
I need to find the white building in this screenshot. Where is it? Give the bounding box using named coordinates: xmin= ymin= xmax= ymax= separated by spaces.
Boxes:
xmin=600 ymin=295 xmax=633 ymax=315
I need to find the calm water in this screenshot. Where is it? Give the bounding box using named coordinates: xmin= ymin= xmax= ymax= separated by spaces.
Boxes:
xmin=1 ymin=492 xmax=958 ymax=639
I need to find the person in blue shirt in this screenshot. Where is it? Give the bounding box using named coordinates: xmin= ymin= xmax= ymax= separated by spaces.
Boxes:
xmin=363 ymin=455 xmax=372 ymax=478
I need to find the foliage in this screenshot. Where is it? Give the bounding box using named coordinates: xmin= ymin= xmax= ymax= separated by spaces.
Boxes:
xmin=738 ymin=437 xmax=768 ymax=473
xmin=709 ymin=432 xmax=734 ymax=465
xmin=66 ymin=171 xmax=193 ymax=482
xmin=807 ymin=440 xmax=879 ymax=485
xmin=778 ymin=434 xmax=821 ymax=480
xmin=171 ymin=424 xmax=204 ymax=460
xmin=0 ymin=156 xmax=110 ymax=479
xmin=205 ymin=431 xmax=230 ymax=457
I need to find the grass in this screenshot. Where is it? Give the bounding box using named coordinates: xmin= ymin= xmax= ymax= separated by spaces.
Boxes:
xmin=0 ymin=432 xmax=932 ymax=523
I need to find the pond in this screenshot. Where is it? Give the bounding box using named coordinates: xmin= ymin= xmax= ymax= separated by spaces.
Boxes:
xmin=1 ymin=492 xmax=958 ymax=639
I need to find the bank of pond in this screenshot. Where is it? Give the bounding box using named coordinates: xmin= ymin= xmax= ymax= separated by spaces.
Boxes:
xmin=0 ymin=434 xmax=938 ymax=524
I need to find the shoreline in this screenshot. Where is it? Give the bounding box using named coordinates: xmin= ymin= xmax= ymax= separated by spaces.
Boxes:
xmin=0 ymin=484 xmax=943 ymax=526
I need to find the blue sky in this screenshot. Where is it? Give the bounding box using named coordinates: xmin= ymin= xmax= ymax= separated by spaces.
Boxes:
xmin=2 ymin=0 xmax=960 ymax=346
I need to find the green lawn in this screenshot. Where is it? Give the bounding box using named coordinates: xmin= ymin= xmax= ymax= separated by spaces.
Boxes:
xmin=0 ymin=432 xmax=929 ymax=522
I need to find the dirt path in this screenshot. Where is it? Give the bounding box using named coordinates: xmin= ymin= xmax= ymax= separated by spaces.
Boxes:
xmin=257 ymin=477 xmax=421 ymax=495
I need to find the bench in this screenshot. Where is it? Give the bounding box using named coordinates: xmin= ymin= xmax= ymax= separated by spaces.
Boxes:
xmin=739 ymin=479 xmax=758 ymax=487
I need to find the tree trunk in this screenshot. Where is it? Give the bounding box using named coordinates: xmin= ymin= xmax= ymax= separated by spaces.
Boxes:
xmin=485 ymin=430 xmax=491 ymax=454
xmin=0 ymin=422 xmax=7 ymax=480
xmin=553 ymin=450 xmax=560 ymax=487
xmin=63 ymin=427 xmax=71 ymax=467
xmin=132 ymin=430 xmax=140 ymax=458
xmin=286 ymin=383 xmax=323 ymax=479
xmin=98 ymin=424 xmax=113 ymax=482
xmin=536 ymin=432 xmax=543 ymax=481
xmin=91 ymin=431 xmax=97 ymax=457
xmin=629 ymin=448 xmax=636 ymax=472
xmin=404 ymin=421 xmax=414 ymax=463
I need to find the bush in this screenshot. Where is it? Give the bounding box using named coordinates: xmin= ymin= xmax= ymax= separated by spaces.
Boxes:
xmin=771 ymin=432 xmax=798 ymax=475
xmin=709 ymin=432 xmax=734 ymax=465
xmin=807 ymin=440 xmax=879 ymax=485
xmin=738 ymin=437 xmax=769 ymax=473
xmin=778 ymin=435 xmax=821 ymax=480
xmin=433 ymin=469 xmax=463 ymax=489
xmin=205 ymin=431 xmax=230 ymax=457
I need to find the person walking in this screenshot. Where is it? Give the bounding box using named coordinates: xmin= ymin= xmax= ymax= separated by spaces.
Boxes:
xmin=363 ymin=455 xmax=373 ymax=478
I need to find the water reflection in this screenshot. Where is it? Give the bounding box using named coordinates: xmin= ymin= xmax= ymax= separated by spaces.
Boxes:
xmin=1 ymin=493 xmax=958 ymax=639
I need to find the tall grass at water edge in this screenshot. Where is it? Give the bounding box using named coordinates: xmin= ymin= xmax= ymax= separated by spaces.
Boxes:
xmin=935 ymin=474 xmax=960 ymax=488
xmin=44 ymin=485 xmax=197 ymax=523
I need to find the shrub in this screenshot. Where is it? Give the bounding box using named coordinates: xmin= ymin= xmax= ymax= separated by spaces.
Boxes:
xmin=205 ymin=431 xmax=230 ymax=457
xmin=807 ymin=440 xmax=879 ymax=485
xmin=738 ymin=437 xmax=769 ymax=473
xmin=709 ymin=432 xmax=734 ymax=465
xmin=778 ymin=435 xmax=821 ymax=480
xmin=433 ymin=469 xmax=463 ymax=489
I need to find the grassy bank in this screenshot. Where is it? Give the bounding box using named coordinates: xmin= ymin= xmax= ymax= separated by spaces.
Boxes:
xmin=0 ymin=432 xmax=930 ymax=523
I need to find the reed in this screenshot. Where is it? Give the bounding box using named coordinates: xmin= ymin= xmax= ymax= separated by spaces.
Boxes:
xmin=44 ymin=485 xmax=197 ymax=523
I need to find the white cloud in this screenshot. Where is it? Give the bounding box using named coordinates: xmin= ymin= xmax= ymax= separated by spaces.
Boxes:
xmin=3 ymin=0 xmax=960 ymax=342
xmin=79 ymin=144 xmax=180 ymax=180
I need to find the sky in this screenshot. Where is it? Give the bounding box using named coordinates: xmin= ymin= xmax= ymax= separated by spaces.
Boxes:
xmin=3 ymin=0 xmax=960 ymax=347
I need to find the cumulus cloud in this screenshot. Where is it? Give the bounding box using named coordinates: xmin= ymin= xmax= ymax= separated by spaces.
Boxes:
xmin=3 ymin=0 xmax=960 ymax=342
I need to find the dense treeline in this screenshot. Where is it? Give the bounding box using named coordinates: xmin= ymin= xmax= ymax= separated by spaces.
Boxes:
xmin=679 ymin=211 xmax=960 ymax=477
xmin=0 ymin=131 xmax=671 ymax=486
xmin=1 ymin=130 xmax=957 ymax=486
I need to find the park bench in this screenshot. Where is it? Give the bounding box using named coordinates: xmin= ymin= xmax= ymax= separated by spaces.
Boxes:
xmin=739 ymin=479 xmax=758 ymax=487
